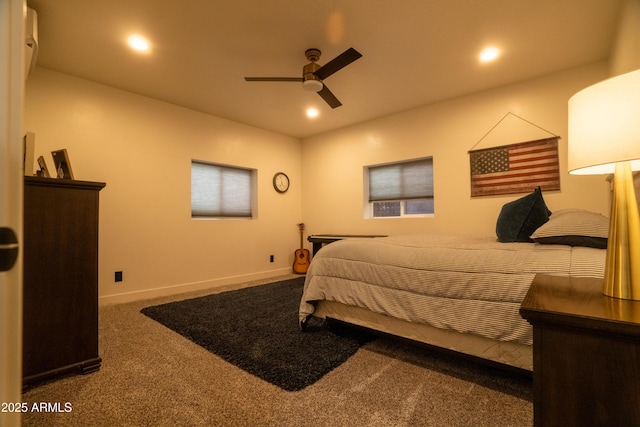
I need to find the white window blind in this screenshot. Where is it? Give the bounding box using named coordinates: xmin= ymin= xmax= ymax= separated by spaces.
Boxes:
xmin=368 ymin=158 xmax=433 ymax=202
xmin=191 ymin=161 xmax=253 ymax=218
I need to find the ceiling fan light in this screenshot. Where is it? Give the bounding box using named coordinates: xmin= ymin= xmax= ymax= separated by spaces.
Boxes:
xmin=302 ymin=79 xmax=323 ymax=93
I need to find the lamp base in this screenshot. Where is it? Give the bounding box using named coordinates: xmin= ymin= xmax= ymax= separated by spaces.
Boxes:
xmin=603 ymin=161 xmax=640 ymax=300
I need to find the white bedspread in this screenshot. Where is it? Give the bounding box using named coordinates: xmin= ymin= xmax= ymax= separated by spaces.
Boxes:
xmin=299 ymin=234 xmax=606 ymax=346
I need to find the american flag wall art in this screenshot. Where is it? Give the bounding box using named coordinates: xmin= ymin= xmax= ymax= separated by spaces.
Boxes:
xmin=469 ymin=137 xmax=560 ymax=197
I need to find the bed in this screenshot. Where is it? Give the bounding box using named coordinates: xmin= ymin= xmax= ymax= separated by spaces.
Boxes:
xmin=298 ymin=205 xmax=609 ymax=372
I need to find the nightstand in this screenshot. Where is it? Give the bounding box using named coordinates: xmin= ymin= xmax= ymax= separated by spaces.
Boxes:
xmin=520 ymin=274 xmax=640 ymax=426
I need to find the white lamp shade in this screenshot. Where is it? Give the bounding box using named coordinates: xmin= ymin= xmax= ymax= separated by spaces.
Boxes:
xmin=568 ymin=69 xmax=640 ymax=175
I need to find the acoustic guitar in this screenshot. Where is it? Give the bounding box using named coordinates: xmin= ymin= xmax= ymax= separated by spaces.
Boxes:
xmin=293 ymin=223 xmax=310 ymax=274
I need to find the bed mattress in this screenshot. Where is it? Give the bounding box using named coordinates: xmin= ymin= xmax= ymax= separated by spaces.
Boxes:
xmin=299 ymin=234 xmax=606 ymax=347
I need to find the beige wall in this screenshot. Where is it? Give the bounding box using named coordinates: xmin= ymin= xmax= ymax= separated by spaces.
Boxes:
xmin=301 ymin=63 xmax=611 ymax=238
xmin=610 ymin=0 xmax=640 ymax=75
xmin=25 ymin=68 xmax=302 ymax=303
xmin=21 ymin=63 xmax=619 ymax=304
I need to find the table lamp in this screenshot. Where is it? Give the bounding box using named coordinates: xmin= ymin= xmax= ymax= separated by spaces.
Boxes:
xmin=568 ymin=69 xmax=640 ymax=300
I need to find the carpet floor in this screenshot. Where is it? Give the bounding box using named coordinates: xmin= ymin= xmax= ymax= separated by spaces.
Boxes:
xmin=21 ymin=274 xmax=533 ymax=426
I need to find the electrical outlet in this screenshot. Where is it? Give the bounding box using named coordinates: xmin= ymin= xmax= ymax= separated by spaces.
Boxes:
xmin=115 ymin=271 xmax=123 ymax=282
xmin=270 ymin=255 xmax=274 ymax=263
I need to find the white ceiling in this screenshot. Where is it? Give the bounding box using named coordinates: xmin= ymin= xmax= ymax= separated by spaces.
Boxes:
xmin=27 ymin=0 xmax=622 ymax=139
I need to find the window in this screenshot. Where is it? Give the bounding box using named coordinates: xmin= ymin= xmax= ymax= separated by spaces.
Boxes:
xmin=366 ymin=157 xmax=434 ymax=218
xmin=191 ymin=161 xmax=255 ymax=218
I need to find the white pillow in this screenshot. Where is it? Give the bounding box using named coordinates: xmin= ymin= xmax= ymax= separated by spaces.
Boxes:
xmin=530 ymin=209 xmax=608 ymax=248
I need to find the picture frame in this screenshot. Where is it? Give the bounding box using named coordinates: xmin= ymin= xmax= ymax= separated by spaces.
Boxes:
xmin=51 ymin=149 xmax=74 ymax=180
xmin=36 ymin=155 xmax=51 ymax=178
xmin=23 ymin=132 xmax=35 ymax=176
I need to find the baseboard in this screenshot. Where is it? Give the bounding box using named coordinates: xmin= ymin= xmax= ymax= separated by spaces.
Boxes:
xmin=99 ymin=267 xmax=294 ymax=305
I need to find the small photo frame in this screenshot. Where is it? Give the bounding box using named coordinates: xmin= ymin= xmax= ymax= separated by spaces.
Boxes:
xmin=24 ymin=132 xmax=35 ymax=176
xmin=51 ymin=149 xmax=74 ymax=180
xmin=37 ymin=155 xmax=50 ymax=178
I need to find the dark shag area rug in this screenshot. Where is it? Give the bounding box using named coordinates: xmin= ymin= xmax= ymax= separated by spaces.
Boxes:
xmin=141 ymin=277 xmax=374 ymax=392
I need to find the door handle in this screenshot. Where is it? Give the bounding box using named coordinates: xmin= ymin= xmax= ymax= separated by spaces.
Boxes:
xmin=0 ymin=227 xmax=19 ymax=272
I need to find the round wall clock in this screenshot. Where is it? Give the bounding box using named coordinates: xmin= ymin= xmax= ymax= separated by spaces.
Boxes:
xmin=273 ymin=172 xmax=290 ymax=193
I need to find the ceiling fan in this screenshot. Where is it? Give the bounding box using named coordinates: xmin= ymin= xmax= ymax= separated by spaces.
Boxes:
xmin=244 ymin=47 xmax=362 ymax=109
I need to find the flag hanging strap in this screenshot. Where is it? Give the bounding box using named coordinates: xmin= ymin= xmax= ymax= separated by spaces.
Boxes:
xmin=469 ymin=112 xmax=560 ymax=153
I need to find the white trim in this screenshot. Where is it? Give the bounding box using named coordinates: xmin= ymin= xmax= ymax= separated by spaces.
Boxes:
xmin=99 ymin=267 xmax=293 ymax=305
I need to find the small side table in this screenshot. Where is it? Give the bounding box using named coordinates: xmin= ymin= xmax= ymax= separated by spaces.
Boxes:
xmin=520 ymin=274 xmax=640 ymax=427
xmin=307 ymin=234 xmax=387 ymax=256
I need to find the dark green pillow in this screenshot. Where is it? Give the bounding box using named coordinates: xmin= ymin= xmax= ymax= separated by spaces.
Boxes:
xmin=496 ymin=187 xmax=551 ymax=242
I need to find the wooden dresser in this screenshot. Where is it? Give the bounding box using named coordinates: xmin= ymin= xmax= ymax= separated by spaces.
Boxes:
xmin=520 ymin=274 xmax=640 ymax=426
xmin=23 ymin=176 xmax=106 ymax=386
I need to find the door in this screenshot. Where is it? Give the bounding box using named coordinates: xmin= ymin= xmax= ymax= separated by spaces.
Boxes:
xmin=0 ymin=0 xmax=25 ymax=425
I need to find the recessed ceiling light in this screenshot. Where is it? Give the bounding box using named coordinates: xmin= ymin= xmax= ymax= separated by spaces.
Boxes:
xmin=128 ymin=35 xmax=150 ymax=52
xmin=306 ymin=108 xmax=319 ymax=118
xmin=479 ymin=47 xmax=500 ymax=63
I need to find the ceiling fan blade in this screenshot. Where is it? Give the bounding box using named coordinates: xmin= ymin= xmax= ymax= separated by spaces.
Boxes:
xmin=314 ymin=48 xmax=362 ymax=80
xmin=317 ymin=85 xmax=342 ymax=108
xmin=244 ymin=77 xmax=303 ymax=82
